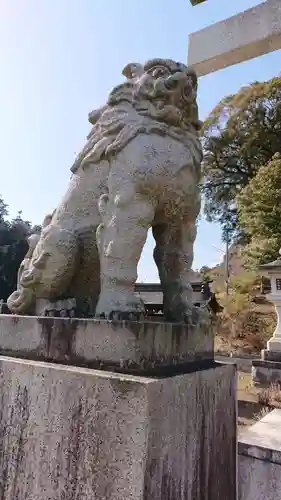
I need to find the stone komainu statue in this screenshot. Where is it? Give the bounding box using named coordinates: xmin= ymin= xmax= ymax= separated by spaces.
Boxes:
xmin=8 ymin=58 xmax=203 ymax=322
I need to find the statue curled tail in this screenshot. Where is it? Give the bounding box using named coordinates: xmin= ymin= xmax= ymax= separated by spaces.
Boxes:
xmin=7 ymin=215 xmax=78 ymax=315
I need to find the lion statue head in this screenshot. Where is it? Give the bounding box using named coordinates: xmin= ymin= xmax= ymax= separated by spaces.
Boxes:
xmin=119 ymin=58 xmax=201 ymax=130
xmin=71 ymin=58 xmax=202 ymax=173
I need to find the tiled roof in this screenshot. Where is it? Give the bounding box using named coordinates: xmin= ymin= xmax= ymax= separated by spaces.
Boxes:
xmin=134 ymin=282 xmax=205 ymax=305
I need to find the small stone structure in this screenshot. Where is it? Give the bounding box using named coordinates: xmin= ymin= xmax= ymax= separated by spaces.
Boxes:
xmin=239 ymin=409 xmax=281 ymax=500
xmin=253 ymin=254 xmax=281 ymax=385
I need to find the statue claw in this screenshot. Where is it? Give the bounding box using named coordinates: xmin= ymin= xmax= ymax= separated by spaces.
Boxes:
xmin=44 ymin=307 xmax=76 ymax=318
xmin=40 ymin=298 xmax=77 ymax=318
xmin=96 ymin=310 xmax=146 ymax=322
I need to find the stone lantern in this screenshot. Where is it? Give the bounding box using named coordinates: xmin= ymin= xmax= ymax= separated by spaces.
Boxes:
xmin=252 ymin=252 xmax=281 ymax=385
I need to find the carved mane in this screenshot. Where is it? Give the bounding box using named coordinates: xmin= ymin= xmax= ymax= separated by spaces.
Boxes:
xmin=71 ymin=59 xmax=202 ymax=174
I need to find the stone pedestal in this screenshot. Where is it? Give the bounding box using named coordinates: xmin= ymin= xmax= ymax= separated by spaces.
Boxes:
xmin=252 ymin=359 xmax=281 ymax=386
xmin=0 ymin=315 xmax=237 ymax=499
xmin=0 ymin=314 xmax=213 ymax=373
xmin=0 ymin=356 xmax=236 ymax=500
xmin=252 ymin=337 xmax=281 ymax=386
xmin=239 ymin=409 xmax=281 ymax=500
xmin=262 ymin=349 xmax=281 ymax=362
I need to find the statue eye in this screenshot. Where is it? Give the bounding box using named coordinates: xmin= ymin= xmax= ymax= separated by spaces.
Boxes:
xmin=151 ymin=67 xmax=169 ymax=78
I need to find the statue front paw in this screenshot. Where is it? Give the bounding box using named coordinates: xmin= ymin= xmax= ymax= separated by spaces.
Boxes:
xmin=36 ymin=298 xmax=77 ymax=318
xmin=108 ymin=311 xmax=145 ymax=322
xmin=44 ymin=308 xmax=76 ymax=318
xmin=95 ymin=290 xmax=146 ymax=321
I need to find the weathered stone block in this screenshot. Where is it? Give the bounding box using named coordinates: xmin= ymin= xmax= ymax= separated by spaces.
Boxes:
xmin=252 ymin=359 xmax=281 ymax=385
xmin=239 ymin=409 xmax=281 ymax=500
xmin=0 ymin=356 xmax=236 ymax=499
xmin=262 ymin=348 xmax=281 ymax=362
xmin=0 ymin=314 xmax=213 ymax=372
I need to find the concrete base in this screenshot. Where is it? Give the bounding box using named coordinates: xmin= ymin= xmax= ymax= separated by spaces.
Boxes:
xmin=0 ymin=314 xmax=213 ymax=373
xmin=239 ymin=409 xmax=281 ymax=500
xmin=252 ymin=359 xmax=281 ymax=385
xmin=0 ymin=356 xmax=236 ymax=499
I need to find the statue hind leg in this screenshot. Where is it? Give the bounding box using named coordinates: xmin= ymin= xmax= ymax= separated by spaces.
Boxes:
xmin=152 ymin=195 xmax=201 ymax=324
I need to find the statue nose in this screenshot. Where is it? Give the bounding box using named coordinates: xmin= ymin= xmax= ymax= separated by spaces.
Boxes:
xmin=165 ymin=72 xmax=187 ymax=90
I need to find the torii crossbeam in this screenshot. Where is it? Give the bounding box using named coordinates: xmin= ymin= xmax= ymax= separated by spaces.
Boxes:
xmin=188 ymin=0 xmax=281 ymax=76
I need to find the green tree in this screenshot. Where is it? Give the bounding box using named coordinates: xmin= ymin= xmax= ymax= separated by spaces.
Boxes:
xmin=201 ymin=76 xmax=281 ymax=240
xmin=237 ymin=153 xmax=281 ymax=265
xmin=0 ymin=198 xmax=8 ymax=222
xmin=0 ymin=198 xmax=39 ymax=301
xmin=200 ymin=265 xmax=211 ymax=282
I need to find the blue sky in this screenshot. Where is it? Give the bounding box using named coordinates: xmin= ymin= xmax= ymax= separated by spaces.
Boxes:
xmin=0 ymin=0 xmax=280 ymax=281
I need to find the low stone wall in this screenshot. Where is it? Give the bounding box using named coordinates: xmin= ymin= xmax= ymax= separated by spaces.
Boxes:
xmin=238 ymin=409 xmax=281 ymax=500
xmin=216 ymin=354 xmax=257 ymax=374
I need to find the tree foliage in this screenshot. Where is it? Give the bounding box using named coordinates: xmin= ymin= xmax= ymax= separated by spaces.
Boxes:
xmin=199 ymin=265 xmax=211 ymax=282
xmin=237 ymin=153 xmax=281 ymax=265
xmin=0 ymin=198 xmax=40 ymax=301
xmin=201 ymin=77 xmax=281 ymax=241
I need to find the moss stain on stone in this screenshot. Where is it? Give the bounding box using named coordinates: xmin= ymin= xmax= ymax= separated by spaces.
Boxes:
xmin=109 ymin=378 xmax=135 ymax=396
